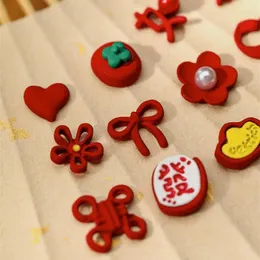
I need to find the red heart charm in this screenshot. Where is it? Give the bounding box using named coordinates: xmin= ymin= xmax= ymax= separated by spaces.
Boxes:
xmin=24 ymin=83 xmax=70 ymax=122
xmin=158 ymin=0 xmax=179 ymax=16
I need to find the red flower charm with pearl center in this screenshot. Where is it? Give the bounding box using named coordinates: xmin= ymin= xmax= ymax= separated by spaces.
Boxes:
xmin=177 ymin=51 xmax=238 ymax=105
xmin=50 ymin=123 xmax=104 ymax=174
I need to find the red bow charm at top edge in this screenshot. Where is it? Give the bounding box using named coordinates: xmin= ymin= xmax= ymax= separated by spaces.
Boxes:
xmin=72 ymin=185 xmax=147 ymax=253
xmin=50 ymin=123 xmax=104 ymax=174
xmin=134 ymin=0 xmax=187 ymax=43
xmin=107 ymin=100 xmax=168 ymax=156
xmin=234 ymin=19 xmax=260 ymax=59
xmin=216 ymin=0 xmax=232 ymax=6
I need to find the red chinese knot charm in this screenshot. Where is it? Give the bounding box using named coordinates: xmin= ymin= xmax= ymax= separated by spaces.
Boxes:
xmin=72 ymin=185 xmax=147 ymax=253
xmin=152 ymin=155 xmax=208 ymax=216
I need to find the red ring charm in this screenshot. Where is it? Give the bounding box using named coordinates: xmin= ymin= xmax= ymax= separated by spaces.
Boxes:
xmin=234 ymin=19 xmax=260 ymax=59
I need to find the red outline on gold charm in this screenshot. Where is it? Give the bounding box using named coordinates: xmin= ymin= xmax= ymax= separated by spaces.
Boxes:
xmin=215 ymin=117 xmax=260 ymax=170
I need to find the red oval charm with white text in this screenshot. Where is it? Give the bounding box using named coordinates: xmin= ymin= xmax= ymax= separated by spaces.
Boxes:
xmin=152 ymin=155 xmax=208 ymax=216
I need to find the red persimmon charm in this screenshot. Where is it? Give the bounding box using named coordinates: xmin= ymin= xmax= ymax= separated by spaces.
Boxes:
xmin=91 ymin=42 xmax=142 ymax=88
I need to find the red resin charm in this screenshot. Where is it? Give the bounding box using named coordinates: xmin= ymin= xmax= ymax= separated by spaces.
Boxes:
xmin=216 ymin=0 xmax=232 ymax=6
xmin=72 ymin=185 xmax=147 ymax=253
xmin=50 ymin=123 xmax=104 ymax=174
xmin=107 ymin=99 xmax=168 ymax=156
xmin=158 ymin=0 xmax=180 ymax=16
xmin=24 ymin=83 xmax=70 ymax=122
xmin=177 ymin=51 xmax=238 ymax=105
xmin=234 ymin=19 xmax=260 ymax=59
xmin=152 ymin=155 xmax=208 ymax=216
xmin=215 ymin=117 xmax=260 ymax=170
xmin=91 ymin=42 xmax=142 ymax=88
xmin=134 ymin=0 xmax=187 ymax=43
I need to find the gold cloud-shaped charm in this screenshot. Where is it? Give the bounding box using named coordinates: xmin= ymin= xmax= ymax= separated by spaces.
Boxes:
xmin=222 ymin=122 xmax=260 ymax=159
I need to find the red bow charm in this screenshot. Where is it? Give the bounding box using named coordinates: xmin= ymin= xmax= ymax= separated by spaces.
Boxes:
xmin=216 ymin=0 xmax=232 ymax=5
xmin=107 ymin=100 xmax=168 ymax=156
xmin=50 ymin=123 xmax=104 ymax=174
xmin=72 ymin=185 xmax=147 ymax=253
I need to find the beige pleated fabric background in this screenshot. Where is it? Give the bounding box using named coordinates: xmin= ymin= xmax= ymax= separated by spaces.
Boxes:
xmin=0 ymin=0 xmax=260 ymax=259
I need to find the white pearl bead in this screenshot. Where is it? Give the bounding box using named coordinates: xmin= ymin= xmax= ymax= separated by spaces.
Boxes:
xmin=194 ymin=66 xmax=217 ymax=90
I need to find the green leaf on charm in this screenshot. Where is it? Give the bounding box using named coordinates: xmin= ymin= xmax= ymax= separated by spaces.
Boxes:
xmin=102 ymin=42 xmax=132 ymax=68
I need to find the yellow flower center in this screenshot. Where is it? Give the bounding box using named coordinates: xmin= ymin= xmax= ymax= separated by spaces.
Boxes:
xmin=72 ymin=144 xmax=81 ymax=152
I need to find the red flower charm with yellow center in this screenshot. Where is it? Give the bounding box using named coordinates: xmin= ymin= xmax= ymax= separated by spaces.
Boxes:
xmin=177 ymin=51 xmax=238 ymax=105
xmin=50 ymin=123 xmax=104 ymax=174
